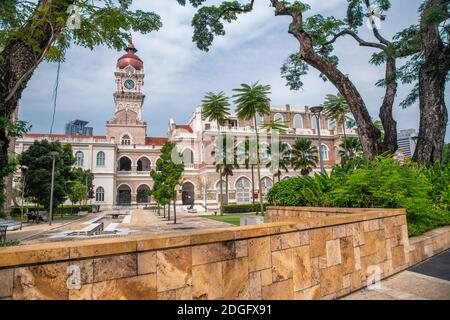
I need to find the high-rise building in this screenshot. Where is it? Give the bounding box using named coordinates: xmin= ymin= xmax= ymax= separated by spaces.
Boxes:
xmin=397 ymin=129 xmax=418 ymax=157
xmin=65 ymin=119 xmax=94 ymax=136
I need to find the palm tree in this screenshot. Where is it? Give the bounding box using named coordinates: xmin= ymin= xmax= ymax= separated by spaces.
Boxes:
xmin=266 ymin=142 xmax=291 ymax=182
xmin=202 ymin=92 xmax=231 ymax=215
xmin=339 ymin=137 xmax=362 ymax=162
xmin=291 ymin=138 xmax=318 ymax=176
xmin=212 ymin=136 xmax=239 ymax=205
xmin=323 ymin=93 xmax=352 ymax=157
xmin=233 ymin=82 xmax=271 ymax=215
xmin=235 ymin=138 xmax=256 ymax=204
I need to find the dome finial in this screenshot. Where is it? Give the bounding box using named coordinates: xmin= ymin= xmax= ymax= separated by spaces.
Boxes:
xmin=125 ymin=43 xmax=137 ymax=53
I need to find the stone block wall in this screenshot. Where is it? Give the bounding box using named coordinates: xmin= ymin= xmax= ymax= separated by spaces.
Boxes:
xmin=0 ymin=208 xmax=449 ymax=300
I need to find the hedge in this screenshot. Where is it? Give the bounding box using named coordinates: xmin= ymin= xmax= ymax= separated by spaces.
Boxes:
xmin=222 ymin=203 xmax=267 ymax=214
xmin=11 ymin=205 xmax=93 ymax=215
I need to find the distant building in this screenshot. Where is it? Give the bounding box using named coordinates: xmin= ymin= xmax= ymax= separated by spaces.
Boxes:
xmin=65 ymin=119 xmax=93 ymax=136
xmin=397 ymin=129 xmax=418 ymax=158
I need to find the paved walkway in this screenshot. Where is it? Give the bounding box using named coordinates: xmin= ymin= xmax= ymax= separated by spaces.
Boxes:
xmin=6 ymin=209 xmax=234 ymax=244
xmin=342 ymin=250 xmax=450 ymax=300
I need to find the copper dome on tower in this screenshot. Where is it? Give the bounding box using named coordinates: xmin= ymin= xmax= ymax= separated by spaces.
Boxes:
xmin=117 ymin=43 xmax=143 ymax=70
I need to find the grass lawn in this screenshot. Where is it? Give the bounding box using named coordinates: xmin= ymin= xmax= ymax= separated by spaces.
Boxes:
xmin=9 ymin=214 xmax=83 ymax=222
xmin=204 ymin=212 xmax=267 ymax=226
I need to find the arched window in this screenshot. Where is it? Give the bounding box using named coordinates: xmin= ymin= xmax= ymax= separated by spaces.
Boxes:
xmin=311 ymin=116 xmax=319 ymax=130
xmin=182 ymin=182 xmax=195 ymax=205
xmin=320 ymin=144 xmax=329 ymax=161
xmin=182 ymin=148 xmax=194 ymax=165
xmin=121 ymin=134 xmax=131 ymax=145
xmin=137 ymin=157 xmax=151 ymax=171
xmin=235 ymin=177 xmax=251 ymax=204
xmin=75 ymin=151 xmax=84 ymax=167
xmin=273 ymin=113 xmax=284 ymax=124
xmin=261 ymin=177 xmax=273 ymax=199
xmin=118 ymin=156 xmax=132 ymax=171
xmin=293 ymin=114 xmax=303 ymax=129
xmin=137 ymin=185 xmax=150 ymax=203
xmin=95 ymin=186 xmax=105 ymax=202
xmin=96 ymin=151 xmax=105 ymax=166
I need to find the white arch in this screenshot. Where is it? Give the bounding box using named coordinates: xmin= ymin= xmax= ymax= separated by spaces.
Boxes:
xmin=293 ymin=114 xmax=303 ymax=129
xmin=320 ymin=144 xmax=330 ymax=160
xmin=117 ymin=183 xmax=133 ymax=193
xmin=75 ymin=151 xmax=84 ymax=167
xmin=234 ymin=175 xmax=252 ymax=189
xmin=96 ymin=151 xmax=105 ymax=166
xmin=273 ymin=113 xmax=284 ymax=123
xmin=181 ymin=147 xmax=194 ymax=164
xmin=95 ymin=186 xmax=105 ymax=202
xmin=214 ymin=179 xmax=228 ymax=190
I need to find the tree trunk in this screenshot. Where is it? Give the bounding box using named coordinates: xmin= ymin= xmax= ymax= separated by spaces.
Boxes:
xmin=217 ymin=122 xmax=224 ymax=215
xmin=254 ymin=116 xmax=264 ymax=215
xmin=379 ymin=57 xmax=398 ymax=154
xmin=413 ymin=0 xmax=450 ymax=164
xmin=225 ymin=173 xmax=229 ymax=205
xmin=0 ymin=0 xmax=76 ymax=206
xmin=167 ymin=201 xmax=171 ymax=221
xmin=413 ymin=62 xmax=448 ymax=163
xmin=163 ymin=205 xmax=166 ymax=218
xmin=251 ymin=165 xmax=255 ymax=204
xmin=173 ymin=197 xmax=177 ymax=224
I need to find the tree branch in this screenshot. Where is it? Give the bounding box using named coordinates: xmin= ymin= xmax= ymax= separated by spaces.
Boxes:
xmin=324 ymin=30 xmax=386 ymax=50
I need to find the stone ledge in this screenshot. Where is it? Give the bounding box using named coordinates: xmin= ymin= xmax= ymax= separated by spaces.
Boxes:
xmin=0 ymin=209 xmax=405 ymax=269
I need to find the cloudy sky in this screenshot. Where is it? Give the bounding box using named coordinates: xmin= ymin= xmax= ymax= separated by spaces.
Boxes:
xmin=19 ymin=0 xmax=450 ymax=141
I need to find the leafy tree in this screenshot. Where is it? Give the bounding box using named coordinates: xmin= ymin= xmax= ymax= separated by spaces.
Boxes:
xmin=339 ymin=137 xmax=362 ymax=163
xmin=151 ymin=141 xmax=184 ymax=223
xmin=212 ymin=135 xmax=239 ymax=207
xmin=394 ymin=0 xmax=450 ymax=164
xmin=19 ymin=140 xmax=75 ymax=219
xmin=201 ymin=91 xmax=231 ymax=214
xmin=291 ymin=138 xmax=318 ymax=176
xmin=0 ymin=0 xmax=162 ymax=210
xmin=266 ymin=142 xmax=291 ymax=182
xmin=178 ymin=0 xmax=406 ymax=158
xmin=233 ymin=82 xmax=271 ymax=215
xmin=67 ymin=180 xmax=85 ymax=211
xmin=70 ymin=167 xmax=94 ymax=203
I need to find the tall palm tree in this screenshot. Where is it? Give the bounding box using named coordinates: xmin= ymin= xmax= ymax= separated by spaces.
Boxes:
xmin=233 ymin=82 xmax=271 ymax=215
xmin=291 ymin=138 xmax=318 ymax=176
xmin=323 ymin=93 xmax=352 ymax=156
xmin=235 ymin=138 xmax=256 ymax=204
xmin=211 ymin=136 xmax=239 ymax=205
xmin=202 ymin=92 xmax=231 ymax=215
xmin=266 ymin=142 xmax=291 ymax=182
xmin=339 ymin=137 xmax=362 ymax=162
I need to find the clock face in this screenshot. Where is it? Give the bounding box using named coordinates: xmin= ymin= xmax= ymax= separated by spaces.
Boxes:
xmin=124 ymin=79 xmax=135 ymax=90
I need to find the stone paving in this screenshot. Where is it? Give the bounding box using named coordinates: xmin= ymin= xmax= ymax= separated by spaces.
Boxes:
xmin=6 ymin=209 xmax=234 ymax=244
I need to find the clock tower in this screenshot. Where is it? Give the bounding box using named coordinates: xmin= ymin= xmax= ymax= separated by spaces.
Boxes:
xmin=106 ymin=43 xmax=147 ymax=145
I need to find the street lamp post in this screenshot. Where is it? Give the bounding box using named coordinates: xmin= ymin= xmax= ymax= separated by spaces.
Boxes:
xmin=310 ymin=106 xmax=325 ymax=172
xmin=20 ymin=165 xmax=29 ymax=225
xmin=49 ymin=151 xmax=59 ymax=226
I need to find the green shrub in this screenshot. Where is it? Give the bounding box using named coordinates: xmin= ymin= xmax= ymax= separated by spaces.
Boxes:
xmin=267 ymin=156 xmax=450 ymax=236
xmin=0 ymin=241 xmax=20 ymax=247
xmin=11 ymin=205 xmax=92 ymax=216
xmin=222 ymin=204 xmax=266 ymax=214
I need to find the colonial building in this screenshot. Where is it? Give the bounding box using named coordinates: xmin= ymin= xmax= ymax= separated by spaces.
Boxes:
xmin=14 ymin=44 xmax=356 ymax=210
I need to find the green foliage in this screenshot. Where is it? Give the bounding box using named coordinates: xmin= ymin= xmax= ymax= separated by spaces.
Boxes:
xmin=0 ymin=0 xmax=162 ymax=62
xmin=67 ymin=180 xmax=85 ymax=206
xmin=267 ymin=156 xmax=450 ymax=236
xmin=222 ymin=203 xmax=266 ymax=214
xmin=233 ymin=82 xmax=271 ymax=122
xmin=442 ymin=143 xmax=450 ymax=165
xmin=0 ymin=241 xmax=20 ymax=247
xmin=150 ymin=141 xmax=184 ymax=206
xmin=19 ymin=140 xmax=75 ymax=210
xmin=201 ymin=91 xmax=231 ymax=126
xmin=339 ymin=137 xmax=362 ymax=163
